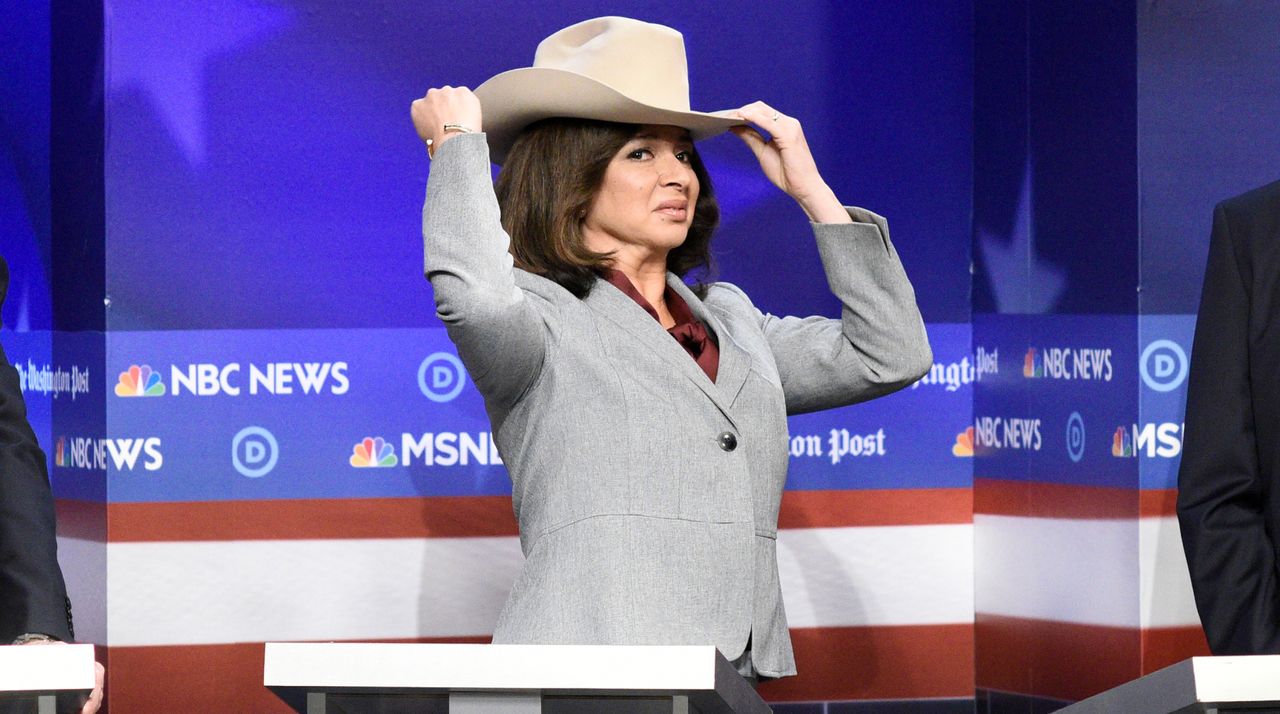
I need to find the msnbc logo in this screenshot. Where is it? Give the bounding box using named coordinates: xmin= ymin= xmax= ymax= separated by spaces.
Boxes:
xmin=1023 ymin=348 xmax=1043 ymax=378
xmin=952 ymin=427 xmax=974 ymax=457
xmin=350 ymin=437 xmax=398 ymax=468
xmin=115 ymin=365 xmax=166 ymax=397
xmin=1111 ymin=423 xmax=1183 ymax=459
xmin=1112 ymin=426 xmax=1134 ymax=457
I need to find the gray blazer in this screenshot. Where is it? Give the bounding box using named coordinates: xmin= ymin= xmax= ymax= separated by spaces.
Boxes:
xmin=422 ymin=133 xmax=932 ymax=677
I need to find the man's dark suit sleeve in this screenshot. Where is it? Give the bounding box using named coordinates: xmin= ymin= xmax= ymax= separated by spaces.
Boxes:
xmin=1177 ymin=199 xmax=1280 ymax=655
xmin=0 ymin=257 xmax=74 ymax=643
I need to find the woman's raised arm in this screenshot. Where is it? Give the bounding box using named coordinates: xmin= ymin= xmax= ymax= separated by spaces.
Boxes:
xmin=414 ymin=87 xmax=551 ymax=407
xmin=726 ymin=104 xmax=932 ymax=413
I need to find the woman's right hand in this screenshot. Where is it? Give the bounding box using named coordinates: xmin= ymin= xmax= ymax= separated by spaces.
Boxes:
xmin=410 ymin=86 xmax=483 ymax=158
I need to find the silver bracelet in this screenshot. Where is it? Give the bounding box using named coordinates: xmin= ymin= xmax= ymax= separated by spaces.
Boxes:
xmin=442 ymin=123 xmax=475 ymax=134
xmin=12 ymin=633 xmax=58 ymax=645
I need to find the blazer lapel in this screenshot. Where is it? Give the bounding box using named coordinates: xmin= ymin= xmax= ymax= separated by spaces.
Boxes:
xmin=666 ymin=276 xmax=751 ymax=410
xmin=585 ymin=276 xmax=740 ymax=427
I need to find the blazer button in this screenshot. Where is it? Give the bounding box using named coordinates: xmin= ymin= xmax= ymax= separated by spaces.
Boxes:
xmin=717 ymin=431 xmax=738 ymax=452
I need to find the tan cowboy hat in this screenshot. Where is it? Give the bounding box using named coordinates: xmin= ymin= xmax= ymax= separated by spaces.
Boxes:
xmin=474 ymin=16 xmax=744 ymax=163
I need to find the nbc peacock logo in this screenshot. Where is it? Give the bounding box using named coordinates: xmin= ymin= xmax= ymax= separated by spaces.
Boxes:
xmin=1111 ymin=426 xmax=1134 ymax=457
xmin=55 ymin=436 xmax=67 ymax=467
xmin=1023 ymin=348 xmax=1043 ymax=378
xmin=350 ymin=436 xmax=398 ymax=468
xmin=115 ymin=365 xmax=166 ymax=397
xmin=952 ymin=426 xmax=975 ymax=457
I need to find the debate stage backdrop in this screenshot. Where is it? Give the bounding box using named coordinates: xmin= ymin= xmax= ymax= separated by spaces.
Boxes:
xmin=969 ymin=1 xmax=1280 ymax=708
xmin=1 ymin=1 xmax=1277 ymax=712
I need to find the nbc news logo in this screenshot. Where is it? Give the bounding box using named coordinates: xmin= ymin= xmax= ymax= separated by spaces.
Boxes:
xmin=54 ymin=434 xmax=163 ymax=471
xmin=1023 ymin=347 xmax=1113 ymax=381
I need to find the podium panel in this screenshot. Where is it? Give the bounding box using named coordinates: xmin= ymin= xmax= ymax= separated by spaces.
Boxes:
xmin=264 ymin=643 xmax=772 ymax=714
xmin=1058 ymin=656 xmax=1280 ymax=714
xmin=0 ymin=645 xmax=96 ymax=714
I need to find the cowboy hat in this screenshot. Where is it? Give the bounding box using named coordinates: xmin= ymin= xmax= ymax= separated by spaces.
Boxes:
xmin=474 ymin=17 xmax=744 ymax=163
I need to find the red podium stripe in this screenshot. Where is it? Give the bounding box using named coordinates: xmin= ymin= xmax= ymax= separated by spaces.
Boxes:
xmin=780 ymin=488 xmax=973 ymax=528
xmin=1142 ymin=625 xmax=1210 ymax=673
xmin=759 ymin=623 xmax=975 ymax=701
xmin=104 ymin=496 xmax=520 ymax=541
xmin=58 ymin=488 xmax=974 ymax=543
xmin=973 ymin=481 xmax=1180 ymax=520
xmin=106 ymin=637 xmax=488 ymax=714
xmin=54 ymin=499 xmax=107 ymax=541
xmin=1139 ymin=489 xmax=1179 ymax=519
xmin=976 ymin=614 xmax=1210 ymax=702
xmin=974 ymin=478 xmax=1138 ymax=519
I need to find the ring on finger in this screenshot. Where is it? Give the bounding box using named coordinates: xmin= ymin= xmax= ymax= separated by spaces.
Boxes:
xmin=771 ymin=111 xmax=780 ymax=122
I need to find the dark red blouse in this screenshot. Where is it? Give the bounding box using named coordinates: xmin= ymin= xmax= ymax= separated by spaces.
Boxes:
xmin=601 ymin=269 xmax=719 ymax=383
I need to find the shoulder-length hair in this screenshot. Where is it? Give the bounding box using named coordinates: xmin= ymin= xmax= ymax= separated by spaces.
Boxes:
xmin=494 ymin=118 xmax=719 ymax=298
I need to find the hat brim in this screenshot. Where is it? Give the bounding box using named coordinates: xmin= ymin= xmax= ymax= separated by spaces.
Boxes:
xmin=474 ymin=67 xmax=744 ymax=164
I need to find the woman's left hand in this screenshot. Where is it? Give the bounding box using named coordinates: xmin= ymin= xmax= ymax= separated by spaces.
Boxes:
xmin=732 ymin=102 xmax=851 ymax=224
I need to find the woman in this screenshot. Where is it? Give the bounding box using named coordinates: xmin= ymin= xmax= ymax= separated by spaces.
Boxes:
xmin=411 ymin=17 xmax=931 ymax=679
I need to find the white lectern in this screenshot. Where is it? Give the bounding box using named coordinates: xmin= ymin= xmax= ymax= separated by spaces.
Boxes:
xmin=0 ymin=644 xmax=96 ymax=714
xmin=1058 ymin=655 xmax=1280 ymax=713
xmin=264 ymin=643 xmax=773 ymax=713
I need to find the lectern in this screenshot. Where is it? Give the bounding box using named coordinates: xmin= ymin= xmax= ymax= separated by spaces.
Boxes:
xmin=0 ymin=644 xmax=96 ymax=714
xmin=264 ymin=642 xmax=772 ymax=713
xmin=1058 ymin=655 xmax=1280 ymax=713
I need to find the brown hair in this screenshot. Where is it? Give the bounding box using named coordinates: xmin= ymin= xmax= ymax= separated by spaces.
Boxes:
xmin=494 ymin=118 xmax=719 ymax=298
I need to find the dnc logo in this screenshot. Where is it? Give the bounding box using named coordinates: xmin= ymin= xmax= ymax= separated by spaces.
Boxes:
xmin=1140 ymin=340 xmax=1188 ymax=392
xmin=115 ymin=365 xmax=166 ymax=397
xmin=350 ymin=436 xmax=398 ymax=468
xmin=418 ymin=353 xmax=467 ymax=403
